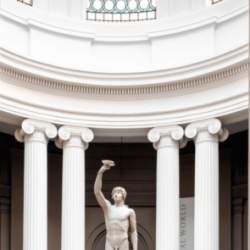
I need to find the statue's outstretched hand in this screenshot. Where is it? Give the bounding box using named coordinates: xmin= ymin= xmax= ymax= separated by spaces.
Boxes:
xmin=99 ymin=160 xmax=115 ymax=173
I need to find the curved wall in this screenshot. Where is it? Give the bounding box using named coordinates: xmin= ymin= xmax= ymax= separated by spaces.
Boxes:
xmin=0 ymin=62 xmax=248 ymax=133
xmin=0 ymin=0 xmax=248 ymax=77
xmin=0 ymin=0 xmax=248 ymax=138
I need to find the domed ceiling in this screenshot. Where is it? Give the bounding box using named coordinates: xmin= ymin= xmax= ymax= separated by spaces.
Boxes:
xmin=0 ymin=0 xmax=248 ymax=135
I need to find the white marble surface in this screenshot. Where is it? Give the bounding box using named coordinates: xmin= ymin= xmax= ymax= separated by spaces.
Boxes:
xmin=186 ymin=119 xmax=228 ymax=250
xmin=148 ymin=126 xmax=185 ymax=250
xmin=56 ymin=126 xmax=94 ymax=250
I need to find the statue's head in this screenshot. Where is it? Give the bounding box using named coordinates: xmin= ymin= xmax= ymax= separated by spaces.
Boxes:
xmin=111 ymin=186 xmax=127 ymax=203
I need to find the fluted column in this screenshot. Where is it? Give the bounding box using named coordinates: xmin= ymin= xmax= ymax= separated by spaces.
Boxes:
xmin=185 ymin=119 xmax=229 ymax=250
xmin=15 ymin=119 xmax=57 ymax=250
xmin=148 ymin=126 xmax=186 ymax=250
xmin=56 ymin=126 xmax=94 ymax=250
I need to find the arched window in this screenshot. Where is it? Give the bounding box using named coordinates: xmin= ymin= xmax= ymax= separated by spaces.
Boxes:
xmin=87 ymin=0 xmax=156 ymax=22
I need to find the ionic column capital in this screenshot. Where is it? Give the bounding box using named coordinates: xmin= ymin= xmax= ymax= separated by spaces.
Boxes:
xmin=14 ymin=119 xmax=57 ymax=143
xmin=147 ymin=125 xmax=186 ymax=149
xmin=185 ymin=119 xmax=229 ymax=143
xmin=55 ymin=126 xmax=94 ymax=149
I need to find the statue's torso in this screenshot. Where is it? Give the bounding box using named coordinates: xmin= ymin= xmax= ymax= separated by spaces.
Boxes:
xmin=105 ymin=205 xmax=131 ymax=247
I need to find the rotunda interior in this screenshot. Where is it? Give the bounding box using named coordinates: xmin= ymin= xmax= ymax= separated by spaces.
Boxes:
xmin=0 ymin=0 xmax=248 ymax=249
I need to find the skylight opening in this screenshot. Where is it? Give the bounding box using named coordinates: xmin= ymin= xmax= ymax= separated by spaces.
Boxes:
xmin=87 ymin=0 xmax=156 ymax=22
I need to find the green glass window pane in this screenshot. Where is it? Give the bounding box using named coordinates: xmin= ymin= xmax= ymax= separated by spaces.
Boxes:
xmin=87 ymin=0 xmax=156 ymax=21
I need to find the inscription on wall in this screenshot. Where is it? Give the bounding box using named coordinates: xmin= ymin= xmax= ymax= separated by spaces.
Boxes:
xmin=180 ymin=198 xmax=194 ymax=250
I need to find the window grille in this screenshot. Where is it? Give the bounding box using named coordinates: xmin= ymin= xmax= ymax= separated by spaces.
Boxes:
xmin=87 ymin=0 xmax=156 ymax=22
xmin=17 ymin=0 xmax=33 ymax=6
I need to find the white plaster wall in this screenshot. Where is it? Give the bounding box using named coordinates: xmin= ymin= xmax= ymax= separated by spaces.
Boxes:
xmin=30 ymin=28 xmax=92 ymax=70
xmin=0 ymin=16 xmax=29 ymax=55
xmin=49 ymin=0 xmax=69 ymax=17
xmin=91 ymin=40 xmax=151 ymax=72
xmin=0 ymin=0 xmax=248 ymax=74
xmin=215 ymin=10 xmax=249 ymax=54
xmin=151 ymin=24 xmax=215 ymax=69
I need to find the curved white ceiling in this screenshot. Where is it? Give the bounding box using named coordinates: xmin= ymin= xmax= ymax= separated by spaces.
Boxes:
xmin=0 ymin=0 xmax=248 ymax=85
xmin=0 ymin=0 xmax=248 ymax=137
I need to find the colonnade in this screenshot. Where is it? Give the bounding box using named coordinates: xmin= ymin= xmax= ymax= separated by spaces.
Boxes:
xmin=14 ymin=118 xmax=228 ymax=250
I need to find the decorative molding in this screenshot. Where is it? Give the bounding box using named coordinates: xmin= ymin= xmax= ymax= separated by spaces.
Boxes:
xmin=147 ymin=125 xmax=187 ymax=149
xmin=56 ymin=126 xmax=94 ymax=149
xmin=0 ymin=62 xmax=248 ymax=96
xmin=14 ymin=119 xmax=57 ymax=143
xmin=148 ymin=126 xmax=184 ymax=142
xmin=0 ymin=91 xmax=247 ymax=131
xmin=185 ymin=118 xmax=229 ymax=142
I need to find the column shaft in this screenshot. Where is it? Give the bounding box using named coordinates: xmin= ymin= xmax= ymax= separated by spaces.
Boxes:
xmin=185 ymin=119 xmax=229 ymax=250
xmin=194 ymin=132 xmax=219 ymax=250
xmin=185 ymin=119 xmax=228 ymax=250
xmin=156 ymin=138 xmax=179 ymax=250
xmin=15 ymin=119 xmax=57 ymax=250
xmin=23 ymin=132 xmax=48 ymax=250
xmin=148 ymin=126 xmax=184 ymax=250
xmin=61 ymin=138 xmax=86 ymax=250
xmin=57 ymin=126 xmax=93 ymax=250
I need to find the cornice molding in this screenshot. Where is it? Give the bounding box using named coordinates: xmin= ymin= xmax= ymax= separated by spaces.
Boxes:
xmin=0 ymin=91 xmax=247 ymax=130
xmin=0 ymin=62 xmax=248 ymax=96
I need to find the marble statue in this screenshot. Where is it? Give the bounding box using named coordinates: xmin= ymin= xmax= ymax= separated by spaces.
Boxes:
xmin=94 ymin=160 xmax=138 ymax=250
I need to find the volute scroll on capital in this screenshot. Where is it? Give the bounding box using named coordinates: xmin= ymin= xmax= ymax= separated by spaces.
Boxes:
xmin=185 ymin=118 xmax=229 ymax=142
xmin=147 ymin=125 xmax=187 ymax=149
xmin=14 ymin=119 xmax=57 ymax=143
xmin=55 ymin=126 xmax=94 ymax=149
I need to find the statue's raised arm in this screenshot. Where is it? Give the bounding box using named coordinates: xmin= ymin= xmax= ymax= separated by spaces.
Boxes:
xmin=94 ymin=160 xmax=115 ymax=213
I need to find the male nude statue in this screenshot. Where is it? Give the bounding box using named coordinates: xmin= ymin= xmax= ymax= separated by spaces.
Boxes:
xmin=94 ymin=160 xmax=138 ymax=250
